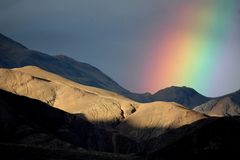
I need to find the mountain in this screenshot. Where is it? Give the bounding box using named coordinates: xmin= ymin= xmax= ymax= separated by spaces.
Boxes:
xmin=117 ymin=102 xmax=206 ymax=141
xmin=0 ymin=33 xmax=213 ymax=108
xmin=1 ymin=87 xmax=239 ymax=160
xmin=151 ymin=86 xmax=210 ymax=108
xmin=0 ymin=89 xmax=137 ymax=154
xmin=0 ymin=66 xmax=139 ymax=127
xmin=0 ymin=66 xmax=208 ymax=142
xmin=0 ymin=33 xmax=150 ymax=103
xmin=140 ymin=116 xmax=240 ymax=160
xmin=194 ymin=90 xmax=240 ymax=116
xmin=1 ymin=88 xmax=239 ymax=160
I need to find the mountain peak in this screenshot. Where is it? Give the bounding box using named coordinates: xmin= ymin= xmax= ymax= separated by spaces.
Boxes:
xmin=154 ymin=86 xmax=199 ymax=96
xmin=0 ymin=33 xmax=212 ymax=107
xmin=152 ymin=86 xmax=209 ymax=108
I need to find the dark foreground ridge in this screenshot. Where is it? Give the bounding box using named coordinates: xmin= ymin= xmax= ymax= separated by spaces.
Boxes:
xmin=141 ymin=116 xmax=240 ymax=160
xmin=0 ymin=89 xmax=137 ymax=154
xmin=1 ymin=89 xmax=240 ymax=159
xmin=0 ymin=143 xmax=139 ymax=160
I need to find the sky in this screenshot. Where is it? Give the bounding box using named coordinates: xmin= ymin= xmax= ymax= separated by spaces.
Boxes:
xmin=0 ymin=0 xmax=240 ymax=97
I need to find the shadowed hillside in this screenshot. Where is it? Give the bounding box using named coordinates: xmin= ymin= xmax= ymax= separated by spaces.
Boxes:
xmin=0 ymin=143 xmax=139 ymax=160
xmin=117 ymin=102 xmax=206 ymax=141
xmin=0 ymin=88 xmax=240 ymax=160
xmin=141 ymin=116 xmax=240 ymax=160
xmin=0 ymin=66 xmax=138 ymax=127
xmin=1 ymin=33 xmax=240 ymax=160
xmin=0 ymin=89 xmax=137 ymax=153
xmin=0 ymin=67 xmax=207 ymax=142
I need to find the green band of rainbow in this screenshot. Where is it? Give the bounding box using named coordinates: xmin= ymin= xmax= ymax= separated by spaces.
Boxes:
xmin=142 ymin=0 xmax=238 ymax=95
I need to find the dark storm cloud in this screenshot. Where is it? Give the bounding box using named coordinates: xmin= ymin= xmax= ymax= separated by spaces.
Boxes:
xmin=0 ymin=0 xmax=168 ymax=90
xmin=0 ymin=0 xmax=21 ymax=10
xmin=0 ymin=0 xmax=240 ymax=96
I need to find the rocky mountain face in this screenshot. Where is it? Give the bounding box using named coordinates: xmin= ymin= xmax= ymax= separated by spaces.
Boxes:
xmin=0 ymin=33 xmax=212 ymax=108
xmin=0 ymin=67 xmax=207 ymax=140
xmin=0 ymin=66 xmax=218 ymax=145
xmin=194 ymin=90 xmax=240 ymax=116
xmin=0 ymin=66 xmax=138 ymax=128
xmin=117 ymin=102 xmax=206 ymax=141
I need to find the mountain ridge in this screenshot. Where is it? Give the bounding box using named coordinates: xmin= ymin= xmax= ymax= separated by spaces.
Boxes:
xmin=0 ymin=33 xmax=152 ymax=103
xmin=0 ymin=66 xmax=139 ymax=128
xmin=0 ymin=33 xmax=235 ymax=109
xmin=0 ymin=88 xmax=137 ymax=154
xmin=1 ymin=87 xmax=239 ymax=160
xmin=152 ymin=86 xmax=210 ymax=108
xmin=1 ymin=32 xmax=240 ymax=159
xmin=0 ymin=66 xmax=208 ymax=142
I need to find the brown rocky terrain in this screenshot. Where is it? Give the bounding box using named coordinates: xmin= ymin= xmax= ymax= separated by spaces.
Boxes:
xmin=194 ymin=90 xmax=240 ymax=116
xmin=0 ymin=66 xmax=138 ymax=127
xmin=117 ymin=102 xmax=207 ymax=141
xmin=0 ymin=66 xmax=207 ymax=142
xmin=1 ymin=88 xmax=239 ymax=160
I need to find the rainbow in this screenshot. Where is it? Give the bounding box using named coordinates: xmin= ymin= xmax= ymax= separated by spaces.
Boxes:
xmin=142 ymin=0 xmax=238 ymax=95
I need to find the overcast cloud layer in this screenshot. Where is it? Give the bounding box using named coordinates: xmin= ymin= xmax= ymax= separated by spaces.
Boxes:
xmin=0 ymin=0 xmax=240 ymax=96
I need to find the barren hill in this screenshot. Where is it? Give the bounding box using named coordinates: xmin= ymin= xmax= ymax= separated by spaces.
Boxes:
xmin=194 ymin=90 xmax=240 ymax=116
xmin=0 ymin=88 xmax=137 ymax=154
xmin=0 ymin=66 xmax=207 ymax=141
xmin=117 ymin=102 xmax=207 ymax=141
xmin=0 ymin=66 xmax=138 ymax=127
